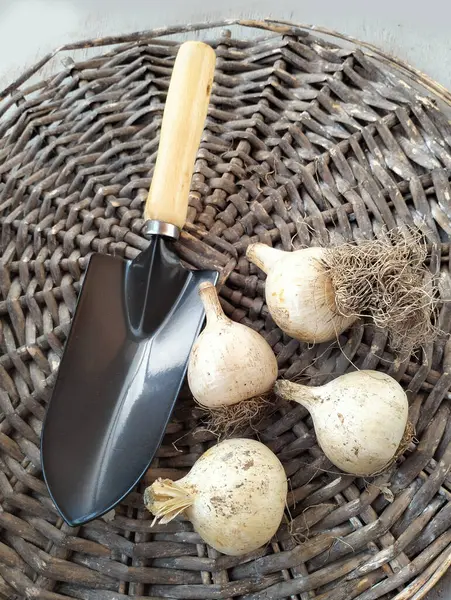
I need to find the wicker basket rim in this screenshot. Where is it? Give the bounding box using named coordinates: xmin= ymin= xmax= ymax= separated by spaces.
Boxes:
xmin=1 ymin=18 xmax=450 ymax=108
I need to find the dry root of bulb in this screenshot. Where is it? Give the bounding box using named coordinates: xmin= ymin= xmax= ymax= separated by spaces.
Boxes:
xmin=198 ymin=394 xmax=275 ymax=438
xmin=369 ymin=420 xmax=416 ymax=476
xmin=323 ymin=230 xmax=440 ymax=353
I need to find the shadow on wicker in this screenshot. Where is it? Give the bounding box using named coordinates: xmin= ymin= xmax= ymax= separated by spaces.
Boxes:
xmin=0 ymin=18 xmax=450 ymax=600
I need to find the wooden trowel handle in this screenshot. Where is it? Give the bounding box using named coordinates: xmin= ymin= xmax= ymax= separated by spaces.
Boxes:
xmin=144 ymin=41 xmax=216 ymax=231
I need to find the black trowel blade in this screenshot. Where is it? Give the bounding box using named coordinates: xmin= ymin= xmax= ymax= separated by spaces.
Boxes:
xmin=41 ymin=237 xmax=217 ymax=525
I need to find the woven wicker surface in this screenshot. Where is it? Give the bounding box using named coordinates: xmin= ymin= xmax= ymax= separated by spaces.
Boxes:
xmin=0 ymin=18 xmax=450 ymax=600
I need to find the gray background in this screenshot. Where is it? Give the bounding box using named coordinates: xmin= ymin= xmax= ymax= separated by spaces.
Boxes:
xmin=0 ymin=0 xmax=449 ymax=597
xmin=1 ymin=0 xmax=451 ymax=90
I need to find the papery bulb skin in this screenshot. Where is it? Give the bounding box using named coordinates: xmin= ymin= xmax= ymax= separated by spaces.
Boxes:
xmin=188 ymin=282 xmax=278 ymax=407
xmin=144 ymin=438 xmax=287 ymax=556
xmin=247 ymin=244 xmax=356 ymax=343
xmin=275 ymin=370 xmax=408 ymax=475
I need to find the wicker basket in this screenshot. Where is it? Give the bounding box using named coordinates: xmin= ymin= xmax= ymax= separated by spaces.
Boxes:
xmin=0 ymin=18 xmax=450 ymax=600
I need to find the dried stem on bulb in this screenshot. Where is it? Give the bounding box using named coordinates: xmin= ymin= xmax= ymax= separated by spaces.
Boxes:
xmin=274 ymin=380 xmax=317 ymax=408
xmin=199 ymin=281 xmax=226 ymax=323
xmin=144 ymin=479 xmax=194 ymax=525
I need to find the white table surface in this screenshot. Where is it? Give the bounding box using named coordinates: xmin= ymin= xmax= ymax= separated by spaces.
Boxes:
xmin=0 ymin=0 xmax=449 ymax=597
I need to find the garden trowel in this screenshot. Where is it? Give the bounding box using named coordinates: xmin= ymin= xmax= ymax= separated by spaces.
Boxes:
xmin=41 ymin=41 xmax=217 ymax=526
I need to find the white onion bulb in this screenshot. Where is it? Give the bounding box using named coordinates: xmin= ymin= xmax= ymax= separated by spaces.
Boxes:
xmin=275 ymin=370 xmax=408 ymax=475
xmin=188 ymin=282 xmax=278 ymax=408
xmin=144 ymin=438 xmax=287 ymax=556
xmin=246 ymin=243 xmax=356 ymax=343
